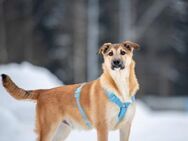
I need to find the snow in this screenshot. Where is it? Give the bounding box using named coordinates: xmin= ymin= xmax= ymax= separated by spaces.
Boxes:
xmin=0 ymin=62 xmax=188 ymax=141
xmin=0 ymin=62 xmax=62 ymax=141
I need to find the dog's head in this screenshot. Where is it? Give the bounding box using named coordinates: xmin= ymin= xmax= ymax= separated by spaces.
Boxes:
xmin=99 ymin=40 xmax=139 ymax=71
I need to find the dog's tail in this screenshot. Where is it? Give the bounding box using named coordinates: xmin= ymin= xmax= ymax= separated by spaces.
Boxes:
xmin=1 ymin=74 xmax=39 ymax=100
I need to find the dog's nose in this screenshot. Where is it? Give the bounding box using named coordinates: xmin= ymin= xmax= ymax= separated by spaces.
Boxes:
xmin=113 ymin=60 xmax=121 ymax=66
xmin=111 ymin=59 xmax=123 ymax=69
xmin=111 ymin=59 xmax=124 ymax=70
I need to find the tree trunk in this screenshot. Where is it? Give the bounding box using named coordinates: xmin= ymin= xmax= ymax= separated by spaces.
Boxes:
xmin=0 ymin=1 xmax=7 ymax=63
xmin=87 ymin=0 xmax=99 ymax=81
xmin=73 ymin=0 xmax=87 ymax=83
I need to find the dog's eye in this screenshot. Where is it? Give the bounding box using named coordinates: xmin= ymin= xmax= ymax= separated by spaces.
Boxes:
xmin=108 ymin=51 xmax=113 ymax=56
xmin=120 ymin=50 xmax=126 ymax=55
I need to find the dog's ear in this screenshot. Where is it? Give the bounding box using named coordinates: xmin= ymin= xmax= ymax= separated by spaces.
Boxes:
xmin=98 ymin=43 xmax=112 ymax=55
xmin=122 ymin=41 xmax=140 ymax=51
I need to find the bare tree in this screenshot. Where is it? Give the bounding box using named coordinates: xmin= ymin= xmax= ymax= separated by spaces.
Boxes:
xmin=73 ymin=0 xmax=87 ymax=83
xmin=0 ymin=0 xmax=7 ymax=63
xmin=119 ymin=0 xmax=176 ymax=41
xmin=87 ymin=0 xmax=99 ymax=81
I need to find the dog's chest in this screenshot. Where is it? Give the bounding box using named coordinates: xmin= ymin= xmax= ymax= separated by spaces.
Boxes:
xmin=105 ymin=101 xmax=136 ymax=130
xmin=110 ymin=70 xmax=130 ymax=101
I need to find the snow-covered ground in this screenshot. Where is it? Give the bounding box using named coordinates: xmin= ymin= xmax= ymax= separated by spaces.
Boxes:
xmin=0 ymin=62 xmax=188 ymax=141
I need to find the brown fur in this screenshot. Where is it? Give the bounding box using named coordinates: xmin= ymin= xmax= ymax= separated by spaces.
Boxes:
xmin=1 ymin=40 xmax=140 ymax=141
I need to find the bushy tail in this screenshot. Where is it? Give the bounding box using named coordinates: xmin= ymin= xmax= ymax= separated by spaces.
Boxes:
xmin=1 ymin=74 xmax=38 ymax=100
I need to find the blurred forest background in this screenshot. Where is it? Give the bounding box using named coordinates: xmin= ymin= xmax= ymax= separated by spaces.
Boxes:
xmin=0 ymin=0 xmax=188 ymax=97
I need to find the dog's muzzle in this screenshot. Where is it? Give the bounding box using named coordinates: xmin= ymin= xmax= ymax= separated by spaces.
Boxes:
xmin=111 ymin=59 xmax=124 ymax=70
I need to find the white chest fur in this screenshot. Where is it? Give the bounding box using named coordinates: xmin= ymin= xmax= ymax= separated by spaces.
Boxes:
xmin=109 ymin=68 xmax=130 ymax=102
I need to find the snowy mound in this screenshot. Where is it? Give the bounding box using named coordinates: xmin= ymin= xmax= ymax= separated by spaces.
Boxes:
xmin=0 ymin=62 xmax=188 ymax=141
xmin=0 ymin=62 xmax=62 ymax=141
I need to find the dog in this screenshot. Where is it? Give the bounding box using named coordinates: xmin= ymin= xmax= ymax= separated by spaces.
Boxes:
xmin=1 ymin=40 xmax=139 ymax=141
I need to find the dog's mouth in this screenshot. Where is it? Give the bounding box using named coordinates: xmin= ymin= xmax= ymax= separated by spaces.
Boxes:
xmin=111 ymin=65 xmax=125 ymax=70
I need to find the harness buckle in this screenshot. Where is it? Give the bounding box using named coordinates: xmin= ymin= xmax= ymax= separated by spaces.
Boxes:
xmin=122 ymin=104 xmax=126 ymax=108
xmin=122 ymin=102 xmax=130 ymax=108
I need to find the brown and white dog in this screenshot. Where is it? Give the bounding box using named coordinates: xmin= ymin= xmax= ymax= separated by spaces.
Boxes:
xmin=1 ymin=40 xmax=139 ymax=141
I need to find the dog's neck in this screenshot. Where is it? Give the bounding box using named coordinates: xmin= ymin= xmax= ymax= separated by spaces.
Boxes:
xmin=100 ymin=64 xmax=130 ymax=102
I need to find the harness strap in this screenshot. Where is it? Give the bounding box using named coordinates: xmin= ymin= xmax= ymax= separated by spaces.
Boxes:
xmin=74 ymin=83 xmax=92 ymax=128
xmin=105 ymin=91 xmax=135 ymax=123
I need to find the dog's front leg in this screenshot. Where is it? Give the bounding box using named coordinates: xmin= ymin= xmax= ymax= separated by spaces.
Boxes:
xmin=119 ymin=122 xmax=132 ymax=141
xmin=96 ymin=126 xmax=108 ymax=141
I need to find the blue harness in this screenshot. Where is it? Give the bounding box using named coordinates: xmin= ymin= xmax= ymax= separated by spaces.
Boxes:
xmin=105 ymin=91 xmax=135 ymax=123
xmin=74 ymin=84 xmax=135 ymax=128
xmin=74 ymin=83 xmax=92 ymax=128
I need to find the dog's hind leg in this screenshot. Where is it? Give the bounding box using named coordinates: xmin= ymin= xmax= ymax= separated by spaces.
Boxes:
xmin=53 ymin=122 xmax=71 ymax=141
xmin=36 ymin=105 xmax=63 ymax=141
